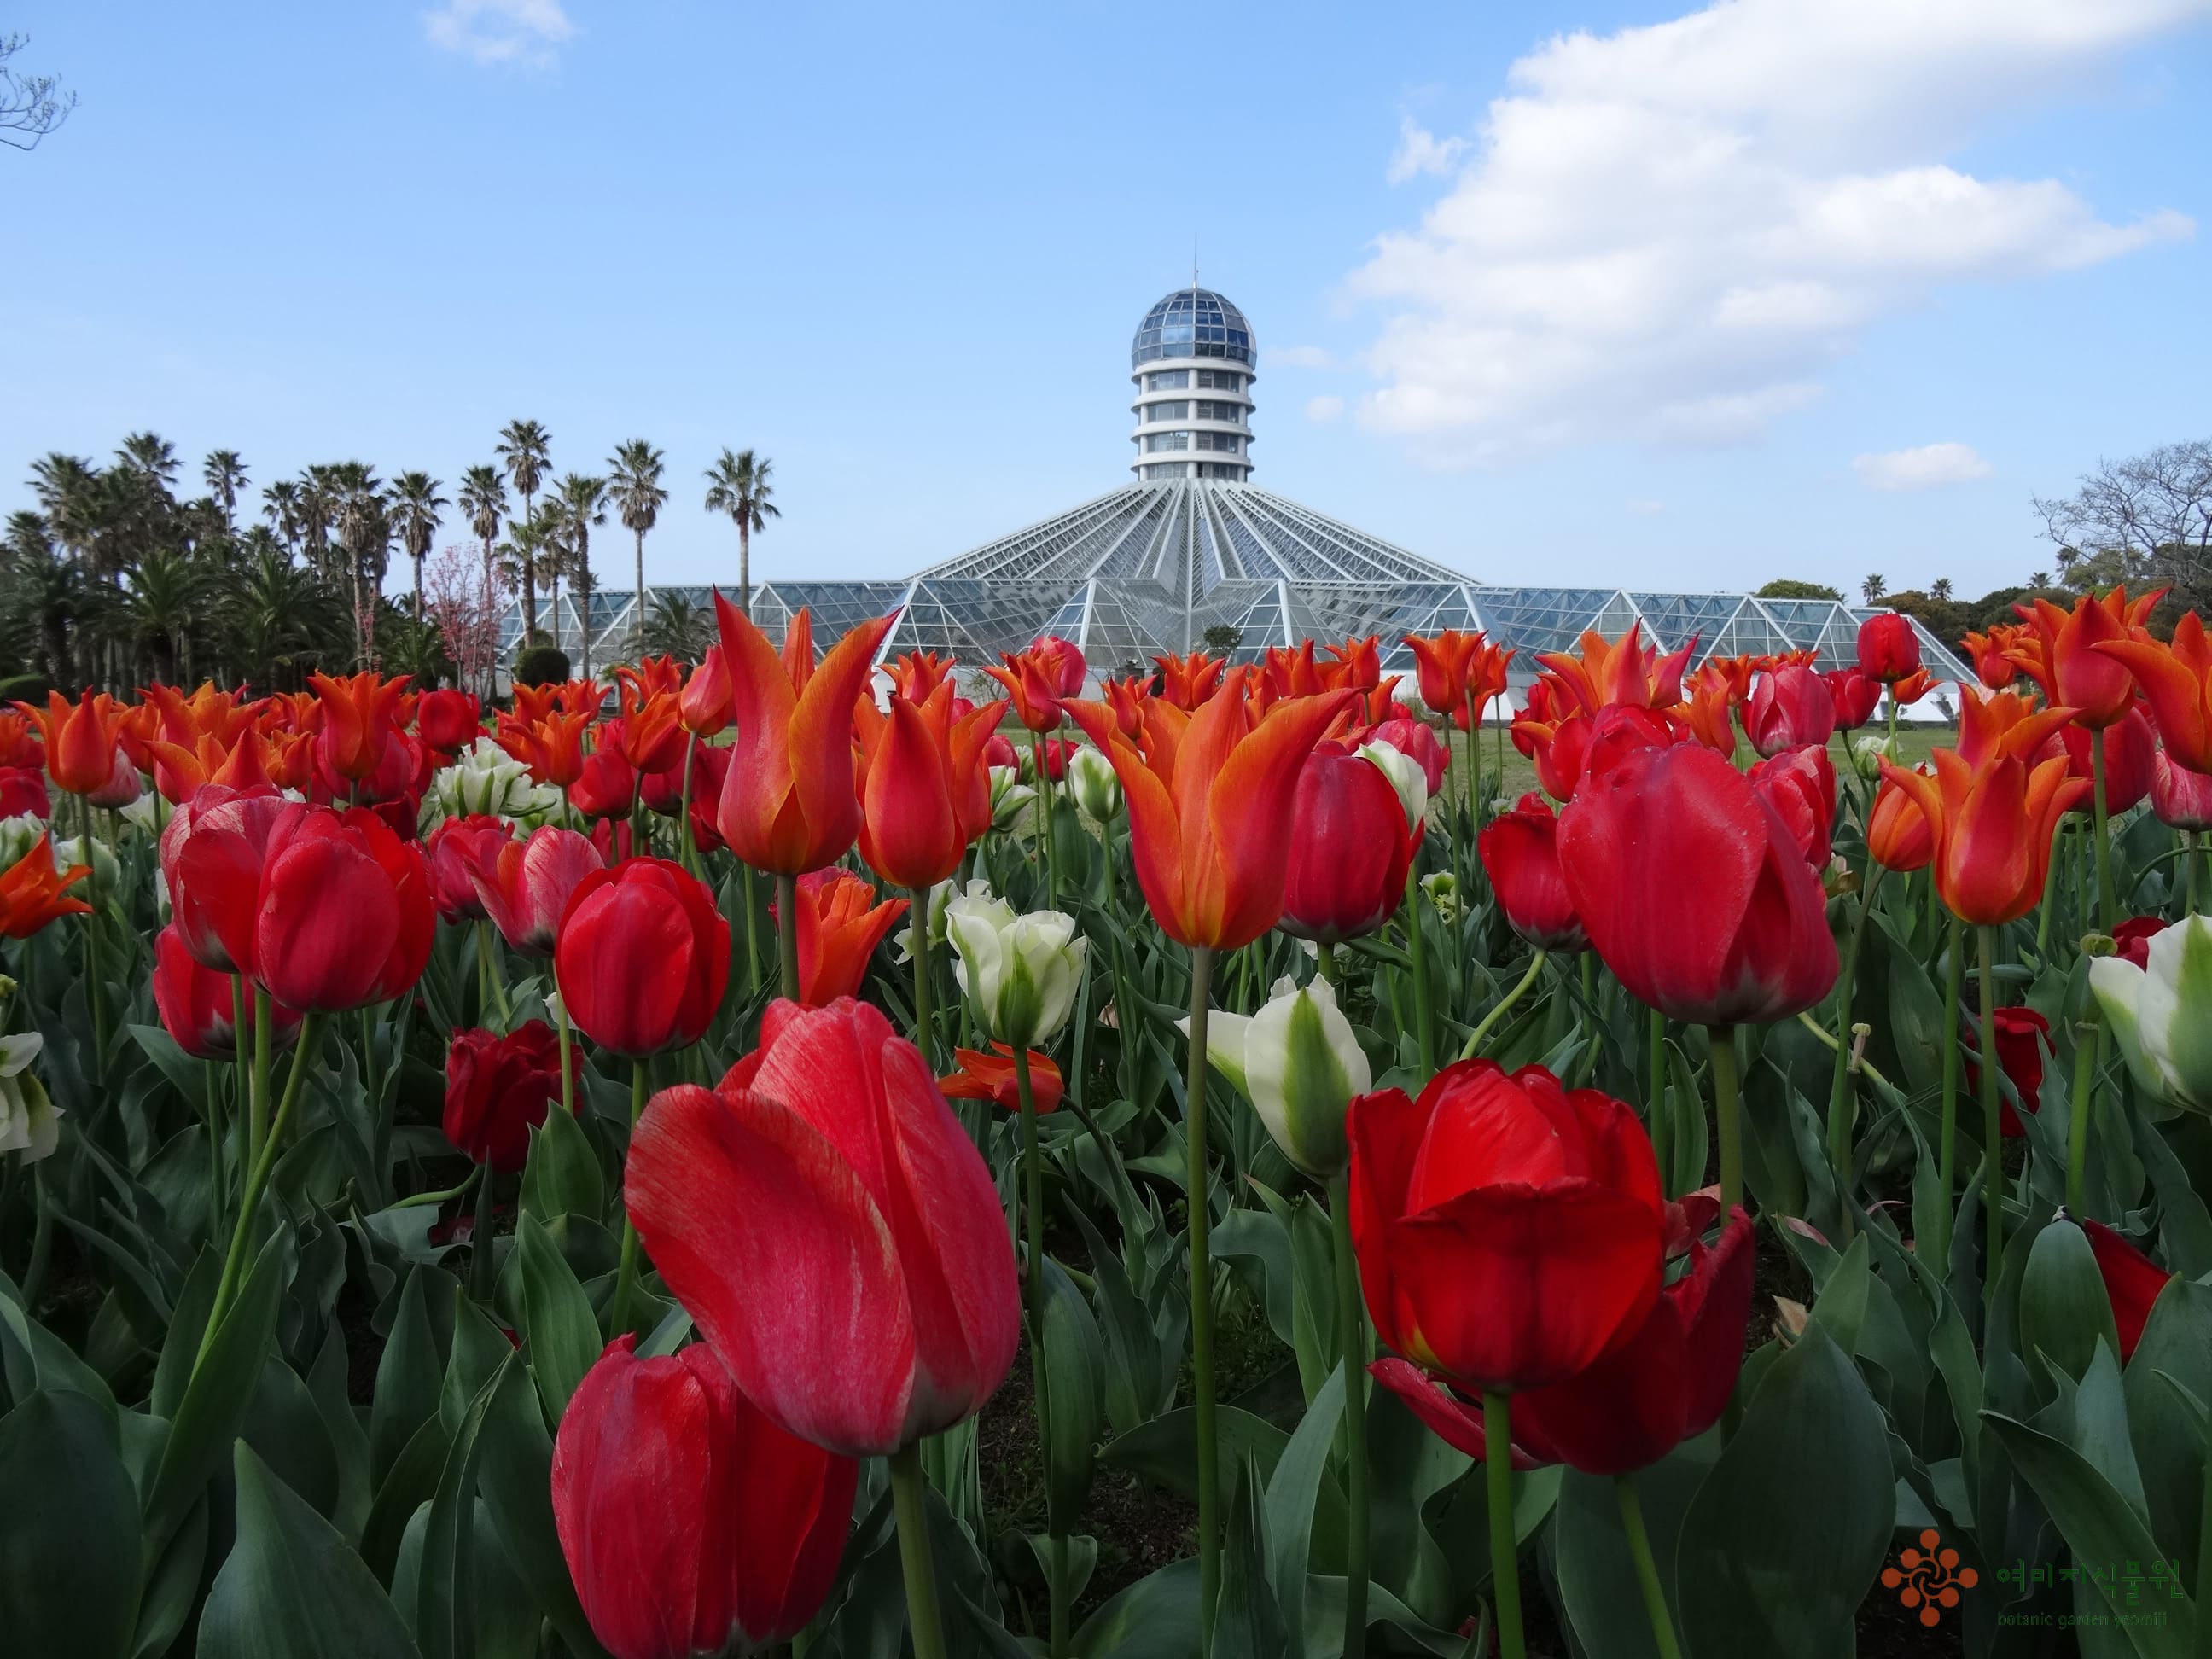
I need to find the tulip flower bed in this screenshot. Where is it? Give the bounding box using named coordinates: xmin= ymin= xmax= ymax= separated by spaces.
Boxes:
xmin=7 ymin=589 xmax=2212 ymax=1658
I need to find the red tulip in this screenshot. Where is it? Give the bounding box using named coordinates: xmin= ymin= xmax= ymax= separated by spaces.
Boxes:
xmin=852 ymin=683 xmax=1006 ymax=890
xmin=1279 ymin=742 xmax=1420 ymax=945
xmin=1032 ymin=635 xmax=1086 ymax=696
xmin=939 ymin=1044 xmax=1065 ymax=1114
xmin=678 ymin=647 xmax=734 ymax=738
xmin=626 ymin=997 xmax=1021 ymax=1455
xmin=0 ymin=835 xmax=92 ymax=939
xmin=1348 ymin=1060 xmax=1665 ymax=1394
xmin=1477 ymin=793 xmax=1585 ymax=952
xmin=2113 ymin=916 xmax=2169 ymax=969
xmin=1824 ymin=669 xmax=1882 ymax=731
xmin=425 ymin=814 xmax=510 ymax=923
xmin=1964 ymin=1005 xmax=2048 ymax=1138
xmin=1359 ymin=717 xmax=1448 ymax=795
xmin=774 ymin=869 xmax=909 ymax=1006
xmin=179 ymin=802 xmax=434 ymax=1011
xmin=2005 ymin=588 xmax=2163 ymax=731
xmin=0 ymin=711 xmax=45 ymax=772
xmin=2059 ymin=703 xmax=2156 ymax=814
xmin=0 ymin=766 xmax=47 ymax=819
xmin=983 ymin=646 xmax=1072 ymax=734
xmin=445 ymin=1021 xmax=569 ymax=1171
xmin=161 ymin=786 xmax=283 ymax=971
xmin=2152 ymin=751 xmax=2212 ymax=830
xmin=498 ymin=709 xmax=592 ymax=789
xmin=1742 ymin=666 xmax=1836 ymax=759
xmin=713 ymin=601 xmax=895 ymax=876
xmin=1067 ymin=682 xmax=1353 ymax=951
xmin=313 ymin=722 xmax=425 ymax=807
xmin=1855 ymin=614 xmax=1922 ymax=684
xmin=415 ymin=690 xmax=480 ymax=753
xmin=570 ymin=747 xmax=637 ymax=821
xmin=1749 ymin=744 xmax=1837 ymax=869
xmin=1557 ymin=743 xmax=1838 ymax=1026
xmin=21 ymin=690 xmax=125 ymax=796
xmin=555 ymin=858 xmax=729 ymax=1057
xmin=152 ymin=924 xmax=300 ymax=1059
xmin=2080 ymin=1218 xmax=2175 ymax=1362
xmin=552 ymin=1333 xmax=858 ymax=1659
xmin=465 ymin=825 xmax=604 ymax=955
xmin=1373 ymin=1206 xmax=1754 ymax=1475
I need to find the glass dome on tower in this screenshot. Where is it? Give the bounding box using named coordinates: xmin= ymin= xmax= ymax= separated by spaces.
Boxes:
xmin=1132 ymin=288 xmax=1255 ymax=367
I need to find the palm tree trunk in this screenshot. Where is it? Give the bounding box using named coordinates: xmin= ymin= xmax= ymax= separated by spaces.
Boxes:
xmin=415 ymin=550 xmax=425 ymax=624
xmin=481 ymin=534 xmax=498 ymax=703
xmin=739 ymin=520 xmax=751 ymax=619
xmin=634 ymin=528 xmax=646 ymax=661
xmin=521 ymin=489 xmax=538 ymax=643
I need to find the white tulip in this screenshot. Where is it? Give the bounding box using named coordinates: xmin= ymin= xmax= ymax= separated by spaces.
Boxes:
xmin=1067 ymin=744 xmax=1122 ymax=823
xmin=1358 ymin=740 xmax=1429 ymax=835
xmin=988 ymin=765 xmax=1037 ymax=831
xmin=946 ymin=895 xmax=1086 ymax=1047
xmin=2092 ymin=916 xmax=2212 ymax=1114
xmin=0 ymin=1033 xmax=60 ymax=1162
xmin=425 ymin=736 xmax=562 ymax=827
xmin=1182 ymin=975 xmax=1370 ymax=1179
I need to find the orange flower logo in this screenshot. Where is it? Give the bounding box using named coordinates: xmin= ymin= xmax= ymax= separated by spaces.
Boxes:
xmin=1883 ymin=1528 xmax=1979 ymax=1627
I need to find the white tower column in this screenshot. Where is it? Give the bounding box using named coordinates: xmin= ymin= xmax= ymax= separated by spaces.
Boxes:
xmin=1129 ymin=286 xmax=1256 ymax=483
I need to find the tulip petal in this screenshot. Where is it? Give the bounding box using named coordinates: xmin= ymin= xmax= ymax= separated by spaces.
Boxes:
xmin=1205 ymin=692 xmax=1353 ymax=948
xmin=786 ymin=612 xmax=898 ymax=872
xmin=256 ymin=833 xmax=400 ymax=1012
xmin=626 ymin=1083 xmax=919 ymax=1457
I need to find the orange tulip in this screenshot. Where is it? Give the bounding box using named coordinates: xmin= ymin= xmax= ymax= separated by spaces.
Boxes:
xmin=1886 ymin=667 xmax=1939 ymax=708
xmin=1536 ymin=623 xmax=1694 ymax=717
xmin=887 ymin=650 xmax=957 ymax=704
xmin=0 ymin=834 xmax=93 ymax=937
xmin=939 ymin=1044 xmax=1064 ymax=1114
xmin=2002 ymin=588 xmax=2163 ymax=730
xmin=1963 ymin=626 xmax=2023 ymax=690
xmin=679 ymin=646 xmax=734 ymax=738
xmin=1101 ymin=673 xmax=1155 ymax=736
xmin=0 ymin=710 xmax=46 ymax=771
xmin=496 ymin=709 xmax=592 ymax=789
xmin=1153 ymin=650 xmax=1227 ymax=711
xmin=1261 ymin=641 xmax=1327 ymax=700
xmin=1866 ymin=774 xmax=1933 ymax=873
xmin=511 ymin=682 xmax=564 ymax=724
xmin=1954 ymin=686 xmax=2076 ymax=768
xmin=147 ymin=682 xmax=259 ymax=752
xmin=776 ymin=868 xmax=909 ymax=1005
xmin=1404 ymin=629 xmax=1480 ymax=713
xmin=612 ymin=667 xmax=687 ymax=774
xmin=310 ymin=671 xmax=411 ymax=782
xmin=615 ymin=655 xmax=684 ymax=704
xmin=713 ymin=598 xmax=896 ymax=876
xmin=1683 ymin=678 xmax=1736 ymax=753
xmin=2093 ymin=609 xmax=2212 ymax=774
xmin=1880 ymin=749 xmax=2088 ymax=925
xmin=20 ymin=690 xmax=125 ymax=796
xmin=983 ymin=646 xmax=1070 ymax=735
xmin=146 ymin=730 xmax=274 ymax=803
xmin=852 ymin=682 xmax=1007 ymax=889
xmin=1065 ymin=683 xmax=1353 ymax=951
xmin=1321 ymin=635 xmax=1382 ymax=691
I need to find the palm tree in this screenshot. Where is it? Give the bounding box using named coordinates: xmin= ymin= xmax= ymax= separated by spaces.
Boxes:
xmin=550 ymin=473 xmax=609 ymax=678
xmin=702 ymin=448 xmax=779 ymax=617
xmin=229 ymin=536 xmax=343 ymax=691
xmin=298 ymin=465 xmax=339 ymax=567
xmin=496 ymin=508 xmax=558 ymax=662
xmin=457 ymin=465 xmax=509 ymax=697
xmin=116 ymin=431 xmax=179 ymax=493
xmin=1930 ymin=577 xmax=1953 ymax=602
xmin=261 ymin=479 xmax=304 ymax=553
xmin=496 ymin=420 xmax=553 ymax=638
xmin=330 ymin=462 xmax=388 ymax=665
xmin=1861 ymin=573 xmax=1887 ymax=605
xmin=118 ymin=545 xmax=205 ymax=684
xmin=640 ymin=592 xmax=717 ymax=661
xmin=202 ymin=450 xmax=247 ymax=533
xmin=2 ymin=510 xmax=84 ymax=685
xmin=390 ymin=471 xmax=448 ymax=622
xmin=607 ymin=439 xmax=667 ymax=659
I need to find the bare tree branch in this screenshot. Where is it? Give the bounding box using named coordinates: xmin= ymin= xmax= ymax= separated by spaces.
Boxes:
xmin=1 ymin=34 xmax=76 ymax=152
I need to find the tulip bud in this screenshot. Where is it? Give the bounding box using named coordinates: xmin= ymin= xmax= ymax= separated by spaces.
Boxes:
xmin=49 ymin=833 xmax=120 ymax=894
xmin=428 ymin=736 xmax=563 ymax=824
xmin=1183 ymin=975 xmax=1370 ymax=1177
xmin=896 ymin=876 xmax=988 ymax=963
xmin=0 ymin=815 xmax=44 ymax=871
xmin=1845 ymin=733 xmax=1892 ymax=779
xmin=945 ymin=894 xmax=1086 ymax=1048
xmin=1357 ymin=739 xmax=1430 ymax=835
xmin=987 ymin=765 xmax=1036 ymax=831
xmin=0 ymin=1032 xmax=60 ymax=1162
xmin=2091 ymin=915 xmax=2212 ymax=1113
xmin=1421 ymin=870 xmax=1460 ymax=923
xmin=1066 ymin=744 xmax=1122 ymax=822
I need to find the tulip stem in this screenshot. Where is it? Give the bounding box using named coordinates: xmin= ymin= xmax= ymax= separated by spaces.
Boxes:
xmin=614 ymin=1059 xmax=649 ymax=1334
xmin=2068 ymin=1013 xmax=2101 ymax=1216
xmin=230 ymin=975 xmax=252 ymax=1167
xmin=1185 ymin=944 xmax=1222 ymax=1650
xmin=1937 ymin=912 xmax=1963 ymax=1268
xmin=1978 ymin=925 xmax=2003 ymax=1307
xmin=676 ymin=731 xmax=699 ymax=876
xmin=2091 ymin=728 xmax=2119 ymax=932
xmin=1316 ymin=942 xmax=1336 ymax=985
xmin=1616 ymin=1474 xmax=1681 ymax=1659
xmin=249 ymin=987 xmax=274 ymax=1173
xmin=742 ymin=865 xmax=762 ymax=995
xmin=1459 ymin=951 xmax=1547 ymax=1062
xmin=470 ymin=1166 xmax=498 ymax=1301
xmin=195 ymin=1012 xmax=321 ymax=1376
xmin=1482 ymin=1392 xmax=1527 ymax=1659
xmin=79 ymin=791 xmax=105 ymax=1078
xmin=775 ymin=871 xmax=800 ymax=1004
xmin=1404 ymin=865 xmax=1435 ymax=1077
xmin=359 ymin=1005 xmax=378 ymax=1112
xmin=477 ymin=921 xmax=511 ymax=1027
xmin=1825 ymin=870 xmax=1884 ymax=1241
xmin=387 ymin=1164 xmax=481 ymax=1209
xmin=1329 ymin=1170 xmax=1371 ymax=1659
xmin=1464 ymin=692 xmax=1482 ymax=830
xmin=1013 ymin=1046 xmax=1067 ymax=1658
xmin=556 ymin=997 xmax=575 ymax=1120
xmin=911 ymin=886 xmax=935 ymax=1071
xmin=888 ymin=1441 xmax=950 ymax=1659
xmin=1708 ymin=1026 xmax=1743 ymax=1215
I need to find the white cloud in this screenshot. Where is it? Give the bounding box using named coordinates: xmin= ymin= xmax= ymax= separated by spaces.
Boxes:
xmin=1305 ymin=395 xmax=1347 ymax=423
xmin=1852 ymin=441 xmax=1994 ymax=491
xmin=424 ymin=0 xmax=575 ymax=67
xmin=1388 ymin=117 xmax=1470 ymax=184
xmin=1267 ymin=345 xmax=1336 ymax=370
xmin=1348 ymin=0 xmax=2203 ymax=465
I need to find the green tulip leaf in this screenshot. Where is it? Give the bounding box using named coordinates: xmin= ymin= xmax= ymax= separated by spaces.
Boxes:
xmin=0 ymin=1389 xmax=143 ymax=1659
xmin=515 ymin=1212 xmax=602 ymax=1425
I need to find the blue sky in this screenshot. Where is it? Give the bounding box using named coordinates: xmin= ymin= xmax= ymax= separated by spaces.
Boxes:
xmin=3 ymin=0 xmax=2208 ymax=602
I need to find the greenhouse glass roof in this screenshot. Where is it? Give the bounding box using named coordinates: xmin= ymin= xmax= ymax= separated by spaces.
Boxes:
xmin=498 ymin=478 xmax=1970 ymax=701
